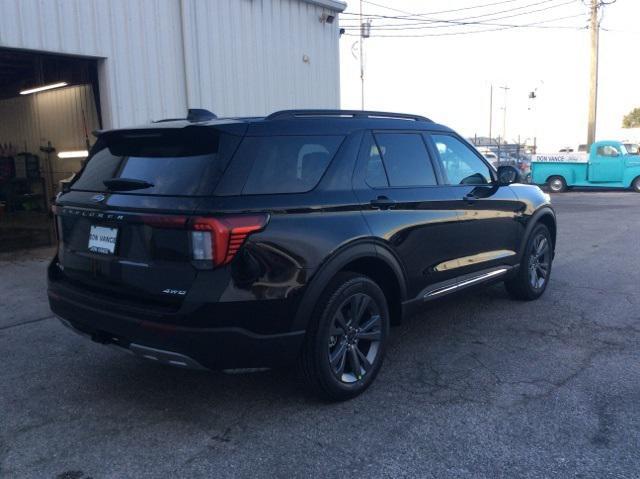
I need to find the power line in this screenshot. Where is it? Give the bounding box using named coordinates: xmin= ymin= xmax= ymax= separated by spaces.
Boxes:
xmin=340 ymin=0 xmax=563 ymax=23
xmin=343 ymin=13 xmax=588 ymax=32
xmin=340 ymin=0 xmax=580 ymax=30
xmin=358 ymin=0 xmax=522 ymax=17
xmin=340 ymin=13 xmax=588 ymax=37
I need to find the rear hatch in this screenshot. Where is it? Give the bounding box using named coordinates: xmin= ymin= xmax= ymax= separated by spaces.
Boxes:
xmin=53 ymin=124 xmax=245 ymax=311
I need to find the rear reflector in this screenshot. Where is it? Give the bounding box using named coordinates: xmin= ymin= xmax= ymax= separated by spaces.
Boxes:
xmin=190 ymin=214 xmax=268 ymax=265
xmin=191 ymin=231 xmax=213 ymax=260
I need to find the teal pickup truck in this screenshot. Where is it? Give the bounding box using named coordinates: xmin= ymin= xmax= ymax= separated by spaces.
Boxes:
xmin=531 ymin=140 xmax=640 ymax=192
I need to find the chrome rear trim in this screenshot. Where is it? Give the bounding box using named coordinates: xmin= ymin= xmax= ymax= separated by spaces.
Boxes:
xmin=129 ymin=343 xmax=207 ymax=370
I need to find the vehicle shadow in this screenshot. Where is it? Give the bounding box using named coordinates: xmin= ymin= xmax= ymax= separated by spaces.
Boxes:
xmin=74 ymin=282 xmax=530 ymax=412
xmin=551 ymin=187 xmax=635 ymax=194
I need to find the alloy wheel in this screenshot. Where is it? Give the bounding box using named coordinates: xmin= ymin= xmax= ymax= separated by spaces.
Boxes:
xmin=328 ymin=293 xmax=382 ymax=383
xmin=528 ymin=234 xmax=551 ymax=290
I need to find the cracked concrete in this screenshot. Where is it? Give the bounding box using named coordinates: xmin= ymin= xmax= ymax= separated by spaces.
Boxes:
xmin=1 ymin=191 xmax=639 ymax=478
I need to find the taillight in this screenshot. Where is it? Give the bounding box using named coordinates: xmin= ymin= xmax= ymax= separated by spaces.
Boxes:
xmin=190 ymin=214 xmax=269 ymax=265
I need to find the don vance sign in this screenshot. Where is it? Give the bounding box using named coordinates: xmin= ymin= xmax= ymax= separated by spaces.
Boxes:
xmin=532 ymin=153 xmax=589 ymax=163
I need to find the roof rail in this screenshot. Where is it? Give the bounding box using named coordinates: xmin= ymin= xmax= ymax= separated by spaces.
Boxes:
xmin=265 ymin=109 xmax=431 ymax=122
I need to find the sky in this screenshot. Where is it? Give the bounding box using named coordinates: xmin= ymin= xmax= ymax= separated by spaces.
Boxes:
xmin=338 ymin=0 xmax=640 ymax=151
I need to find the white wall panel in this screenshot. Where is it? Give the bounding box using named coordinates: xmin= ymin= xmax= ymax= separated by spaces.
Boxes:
xmin=0 ymin=0 xmax=188 ymax=128
xmin=181 ymin=0 xmax=341 ymax=116
xmin=0 ymin=0 xmax=343 ymax=127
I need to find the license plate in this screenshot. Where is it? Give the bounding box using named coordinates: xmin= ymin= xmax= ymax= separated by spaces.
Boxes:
xmin=88 ymin=225 xmax=118 ymax=255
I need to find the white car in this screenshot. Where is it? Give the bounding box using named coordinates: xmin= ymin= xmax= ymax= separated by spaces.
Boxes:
xmin=483 ymin=151 xmax=499 ymax=166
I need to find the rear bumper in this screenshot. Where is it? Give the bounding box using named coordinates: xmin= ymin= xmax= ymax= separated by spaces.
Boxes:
xmin=59 ymin=317 xmax=208 ymax=369
xmin=48 ymin=280 xmax=305 ymax=370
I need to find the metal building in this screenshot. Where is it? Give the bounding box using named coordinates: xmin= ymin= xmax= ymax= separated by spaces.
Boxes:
xmin=0 ymin=0 xmax=345 ymax=127
xmin=0 ymin=0 xmax=345 ymax=250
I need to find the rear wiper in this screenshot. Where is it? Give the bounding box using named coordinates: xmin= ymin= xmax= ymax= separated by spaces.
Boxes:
xmin=103 ymin=178 xmax=154 ymax=191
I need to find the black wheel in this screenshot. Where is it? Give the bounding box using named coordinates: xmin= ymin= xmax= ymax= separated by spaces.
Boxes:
xmin=547 ymin=176 xmax=567 ymax=193
xmin=505 ymin=224 xmax=553 ymax=300
xmin=298 ymin=272 xmax=390 ymax=401
xmin=632 ymin=176 xmax=640 ymax=193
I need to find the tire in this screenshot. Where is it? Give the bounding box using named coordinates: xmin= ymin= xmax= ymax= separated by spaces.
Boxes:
xmin=505 ymin=224 xmax=553 ymax=301
xmin=632 ymin=176 xmax=640 ymax=193
xmin=298 ymin=272 xmax=390 ymax=401
xmin=547 ymin=176 xmax=567 ymax=193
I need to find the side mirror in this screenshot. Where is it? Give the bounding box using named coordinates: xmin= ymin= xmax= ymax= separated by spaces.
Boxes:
xmin=497 ymin=165 xmax=520 ymax=185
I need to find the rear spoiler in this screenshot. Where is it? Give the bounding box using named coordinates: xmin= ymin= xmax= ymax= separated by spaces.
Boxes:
xmin=92 ymin=122 xmax=248 ymax=141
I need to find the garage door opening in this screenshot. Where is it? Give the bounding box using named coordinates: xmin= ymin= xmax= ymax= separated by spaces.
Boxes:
xmin=0 ymin=48 xmax=101 ymax=252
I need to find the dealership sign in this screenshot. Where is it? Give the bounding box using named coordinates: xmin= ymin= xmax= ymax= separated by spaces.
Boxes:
xmin=532 ymin=153 xmax=589 ymax=163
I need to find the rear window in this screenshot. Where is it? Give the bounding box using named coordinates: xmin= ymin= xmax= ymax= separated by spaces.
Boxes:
xmin=373 ymin=133 xmax=437 ymax=187
xmin=232 ymin=135 xmax=343 ymax=195
xmin=71 ymin=129 xmax=240 ymax=196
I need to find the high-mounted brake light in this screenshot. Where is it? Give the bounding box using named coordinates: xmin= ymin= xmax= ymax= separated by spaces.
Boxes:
xmin=190 ymin=214 xmax=269 ymax=265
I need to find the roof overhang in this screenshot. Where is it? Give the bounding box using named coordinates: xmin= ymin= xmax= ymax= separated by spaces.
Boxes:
xmin=302 ymin=0 xmax=347 ymax=12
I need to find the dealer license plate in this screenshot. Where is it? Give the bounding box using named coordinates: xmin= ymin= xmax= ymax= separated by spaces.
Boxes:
xmin=88 ymin=225 xmax=118 ymax=255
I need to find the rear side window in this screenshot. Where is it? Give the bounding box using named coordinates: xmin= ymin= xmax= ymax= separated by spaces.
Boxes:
xmin=372 ymin=133 xmax=437 ymax=187
xmin=71 ymin=129 xmax=240 ymax=195
xmin=365 ymin=138 xmax=388 ymax=188
xmin=236 ymin=135 xmax=343 ymax=194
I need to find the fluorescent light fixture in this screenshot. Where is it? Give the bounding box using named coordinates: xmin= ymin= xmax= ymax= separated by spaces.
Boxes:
xmin=58 ymin=150 xmax=89 ymax=159
xmin=20 ymin=82 xmax=68 ymax=95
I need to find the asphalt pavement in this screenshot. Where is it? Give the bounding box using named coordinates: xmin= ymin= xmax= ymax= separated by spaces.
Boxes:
xmin=1 ymin=191 xmax=639 ymax=478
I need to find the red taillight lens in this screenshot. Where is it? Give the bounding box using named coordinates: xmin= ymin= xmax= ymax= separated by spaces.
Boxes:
xmin=190 ymin=214 xmax=268 ymax=265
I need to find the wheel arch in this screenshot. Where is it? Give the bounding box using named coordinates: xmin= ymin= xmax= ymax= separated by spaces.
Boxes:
xmin=292 ymin=240 xmax=407 ymax=331
xmin=517 ymin=206 xmax=557 ymax=261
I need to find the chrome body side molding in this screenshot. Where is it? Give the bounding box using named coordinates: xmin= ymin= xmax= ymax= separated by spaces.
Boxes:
xmin=423 ymin=267 xmax=511 ymax=300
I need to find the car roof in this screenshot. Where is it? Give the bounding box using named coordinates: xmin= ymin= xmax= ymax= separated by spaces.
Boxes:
xmin=96 ymin=109 xmax=455 ymax=138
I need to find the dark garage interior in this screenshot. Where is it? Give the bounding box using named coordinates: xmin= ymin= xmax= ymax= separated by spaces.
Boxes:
xmin=0 ymin=48 xmax=101 ymax=251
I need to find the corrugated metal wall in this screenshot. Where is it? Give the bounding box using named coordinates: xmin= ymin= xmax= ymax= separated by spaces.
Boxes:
xmin=0 ymin=84 xmax=100 ymax=186
xmin=0 ymin=0 xmax=188 ymax=128
xmin=0 ymin=84 xmax=99 ymax=154
xmin=181 ymin=0 xmax=341 ymax=116
xmin=0 ymin=95 xmax=39 ymax=154
xmin=0 ymin=0 xmax=342 ymax=128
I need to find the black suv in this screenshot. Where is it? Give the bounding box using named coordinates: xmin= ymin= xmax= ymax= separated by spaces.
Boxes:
xmin=48 ymin=109 xmax=556 ymax=400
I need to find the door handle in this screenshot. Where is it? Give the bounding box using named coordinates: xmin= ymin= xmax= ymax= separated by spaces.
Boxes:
xmin=370 ymin=196 xmax=396 ymax=209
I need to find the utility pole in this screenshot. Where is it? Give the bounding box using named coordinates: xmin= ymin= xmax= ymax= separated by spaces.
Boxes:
xmin=586 ymin=0 xmax=616 ymax=147
xmin=357 ymin=2 xmax=371 ymax=110
xmin=587 ymin=1 xmax=600 ymax=148
xmin=488 ymin=85 xmax=493 ymax=145
xmin=499 ymin=85 xmax=510 ymax=144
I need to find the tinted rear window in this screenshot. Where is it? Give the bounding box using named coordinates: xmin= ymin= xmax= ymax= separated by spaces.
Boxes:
xmin=373 ymin=133 xmax=437 ymax=187
xmin=231 ymin=135 xmax=343 ymax=195
xmin=71 ymin=129 xmax=240 ymax=196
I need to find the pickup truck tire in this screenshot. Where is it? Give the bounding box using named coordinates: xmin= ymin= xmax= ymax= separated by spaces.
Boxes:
xmin=632 ymin=176 xmax=640 ymax=193
xmin=547 ymin=176 xmax=567 ymax=193
xmin=505 ymin=224 xmax=553 ymax=301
